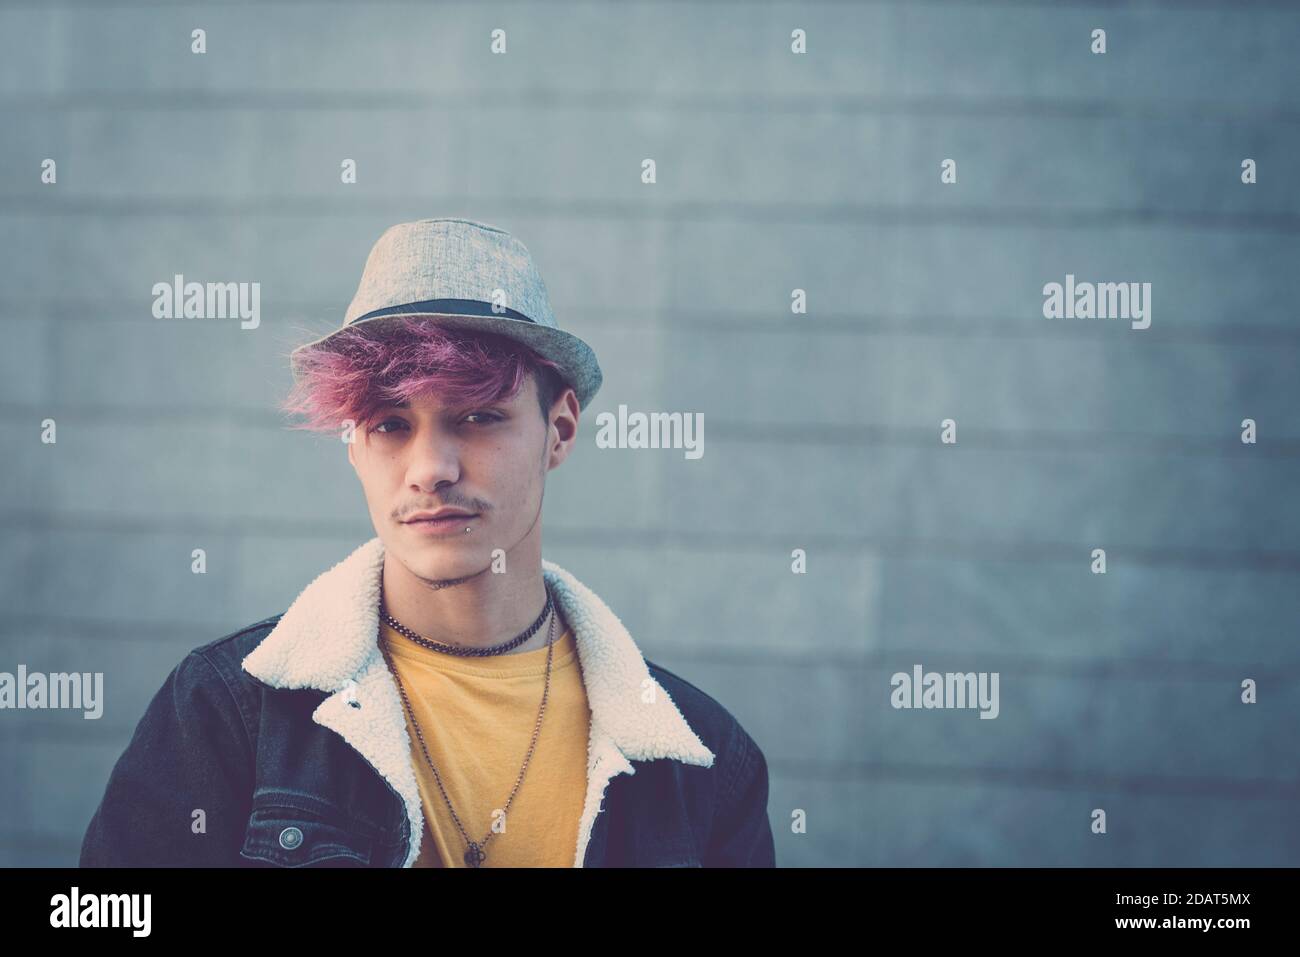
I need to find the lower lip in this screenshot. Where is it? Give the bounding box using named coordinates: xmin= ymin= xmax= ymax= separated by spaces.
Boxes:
xmin=404 ymin=515 xmax=479 ymax=536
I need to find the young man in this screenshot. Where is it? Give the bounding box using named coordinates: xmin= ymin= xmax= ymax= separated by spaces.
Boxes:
xmin=80 ymin=218 xmax=775 ymax=867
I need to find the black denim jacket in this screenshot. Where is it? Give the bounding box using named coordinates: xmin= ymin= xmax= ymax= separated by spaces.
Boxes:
xmin=79 ymin=539 xmax=775 ymax=868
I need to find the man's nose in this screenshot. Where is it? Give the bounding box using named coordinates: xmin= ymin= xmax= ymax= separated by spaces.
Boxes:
xmin=405 ymin=429 xmax=464 ymax=489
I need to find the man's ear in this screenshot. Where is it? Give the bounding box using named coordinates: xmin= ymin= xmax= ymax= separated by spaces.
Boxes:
xmin=544 ymin=387 xmax=580 ymax=472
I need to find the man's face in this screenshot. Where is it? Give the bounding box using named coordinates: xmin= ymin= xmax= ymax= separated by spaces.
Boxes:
xmin=347 ymin=374 xmax=576 ymax=582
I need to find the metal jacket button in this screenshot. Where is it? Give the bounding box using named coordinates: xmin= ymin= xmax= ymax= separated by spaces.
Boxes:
xmin=278 ymin=826 xmax=304 ymax=850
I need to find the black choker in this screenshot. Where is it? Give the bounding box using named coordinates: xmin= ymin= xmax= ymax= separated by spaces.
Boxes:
xmin=381 ymin=583 xmax=555 ymax=657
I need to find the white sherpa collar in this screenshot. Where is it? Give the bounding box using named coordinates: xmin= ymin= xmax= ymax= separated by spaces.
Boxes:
xmin=241 ymin=536 xmax=714 ymax=867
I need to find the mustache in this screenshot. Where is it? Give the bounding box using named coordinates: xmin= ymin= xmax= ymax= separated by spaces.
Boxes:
xmin=396 ymin=500 xmax=485 ymax=521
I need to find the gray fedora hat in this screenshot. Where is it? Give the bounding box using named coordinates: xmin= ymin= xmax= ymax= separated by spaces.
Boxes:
xmin=290 ymin=218 xmax=603 ymax=411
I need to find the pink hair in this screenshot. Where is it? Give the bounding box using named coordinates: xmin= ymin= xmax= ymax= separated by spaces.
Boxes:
xmin=281 ymin=316 xmax=568 ymax=434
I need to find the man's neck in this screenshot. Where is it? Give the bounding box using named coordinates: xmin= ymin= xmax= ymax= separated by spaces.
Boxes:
xmin=379 ymin=554 xmax=561 ymax=655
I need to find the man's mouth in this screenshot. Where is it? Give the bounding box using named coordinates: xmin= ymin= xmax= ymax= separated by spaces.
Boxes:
xmin=403 ymin=512 xmax=480 ymax=535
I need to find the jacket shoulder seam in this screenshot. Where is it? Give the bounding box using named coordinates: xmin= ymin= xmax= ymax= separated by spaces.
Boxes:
xmin=190 ymin=647 xmax=258 ymax=771
xmin=718 ymin=718 xmax=751 ymax=813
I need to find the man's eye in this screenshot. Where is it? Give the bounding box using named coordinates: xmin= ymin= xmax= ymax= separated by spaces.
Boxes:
xmin=370 ymin=414 xmax=499 ymax=433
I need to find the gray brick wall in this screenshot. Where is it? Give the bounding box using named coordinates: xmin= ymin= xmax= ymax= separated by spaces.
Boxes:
xmin=1 ymin=1 xmax=1296 ymax=866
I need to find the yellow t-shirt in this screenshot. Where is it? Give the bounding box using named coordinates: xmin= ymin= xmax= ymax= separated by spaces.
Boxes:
xmin=379 ymin=617 xmax=591 ymax=867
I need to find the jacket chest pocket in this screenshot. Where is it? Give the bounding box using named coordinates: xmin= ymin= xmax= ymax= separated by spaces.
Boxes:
xmin=240 ymin=789 xmax=377 ymax=867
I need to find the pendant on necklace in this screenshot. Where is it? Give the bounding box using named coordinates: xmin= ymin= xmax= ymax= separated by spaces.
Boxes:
xmin=464 ymin=842 xmax=486 ymax=867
